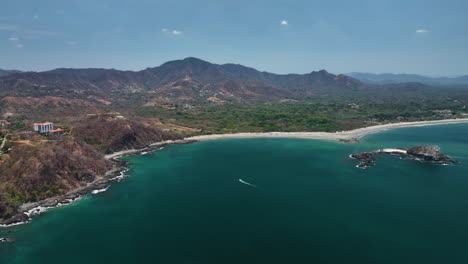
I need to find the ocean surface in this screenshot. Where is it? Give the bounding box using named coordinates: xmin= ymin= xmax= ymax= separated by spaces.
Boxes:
xmin=2 ymin=123 xmax=468 ymax=263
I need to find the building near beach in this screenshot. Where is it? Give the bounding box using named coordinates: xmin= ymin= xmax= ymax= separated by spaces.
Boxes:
xmin=33 ymin=122 xmax=54 ymax=133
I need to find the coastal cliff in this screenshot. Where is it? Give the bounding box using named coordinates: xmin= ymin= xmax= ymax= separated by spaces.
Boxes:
xmin=0 ymin=117 xmax=183 ymax=224
xmin=0 ymin=138 xmax=112 ymax=219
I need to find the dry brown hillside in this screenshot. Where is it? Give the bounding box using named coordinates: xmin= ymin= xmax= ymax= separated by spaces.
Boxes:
xmin=0 ymin=138 xmax=111 ymax=218
xmin=0 ymin=116 xmax=183 ymax=220
xmin=0 ymin=96 xmax=102 ymax=121
xmin=71 ymin=116 xmax=183 ymax=154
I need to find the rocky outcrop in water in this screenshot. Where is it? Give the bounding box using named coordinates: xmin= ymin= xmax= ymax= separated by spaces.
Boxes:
xmin=406 ymin=146 xmax=454 ymax=162
xmin=0 ymin=237 xmax=15 ymax=243
xmin=350 ymin=145 xmax=457 ymax=169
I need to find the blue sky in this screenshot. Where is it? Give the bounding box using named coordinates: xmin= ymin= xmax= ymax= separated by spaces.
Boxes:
xmin=1 ymin=0 xmax=467 ymax=75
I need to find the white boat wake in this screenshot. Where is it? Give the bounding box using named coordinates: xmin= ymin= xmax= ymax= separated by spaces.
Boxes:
xmin=239 ymin=179 xmax=260 ymax=189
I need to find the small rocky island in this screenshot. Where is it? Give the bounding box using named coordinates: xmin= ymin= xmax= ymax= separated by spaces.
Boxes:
xmin=0 ymin=237 xmax=15 ymax=244
xmin=350 ymin=145 xmax=457 ymax=169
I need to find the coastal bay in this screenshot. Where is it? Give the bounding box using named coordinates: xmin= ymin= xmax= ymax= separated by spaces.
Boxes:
xmin=1 ymin=123 xmax=468 ymax=263
xmin=105 ymin=118 xmax=468 ymax=160
xmin=3 ymin=118 xmax=468 ymax=227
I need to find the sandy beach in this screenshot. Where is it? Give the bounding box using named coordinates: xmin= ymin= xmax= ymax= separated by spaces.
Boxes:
xmin=104 ymin=118 xmax=468 ymax=161
xmin=104 ymin=139 xmax=196 ymax=160
xmin=4 ymin=118 xmax=468 ymax=227
xmin=186 ymin=118 xmax=468 ymax=142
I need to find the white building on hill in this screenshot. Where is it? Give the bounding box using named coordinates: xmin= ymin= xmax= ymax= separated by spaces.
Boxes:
xmin=34 ymin=122 xmax=54 ymax=133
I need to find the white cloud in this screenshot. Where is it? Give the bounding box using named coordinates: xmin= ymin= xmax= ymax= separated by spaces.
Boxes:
xmin=281 ymin=20 xmax=288 ymax=25
xmin=16 ymin=43 xmax=24 ymax=48
xmin=162 ymin=28 xmax=182 ymax=36
xmin=67 ymin=41 xmax=77 ymax=45
xmin=8 ymin=36 xmax=19 ymax=41
xmin=416 ymin=29 xmax=429 ymax=34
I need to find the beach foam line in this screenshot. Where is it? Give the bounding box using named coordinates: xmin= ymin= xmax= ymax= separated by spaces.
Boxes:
xmin=24 ymin=206 xmax=49 ymax=217
xmin=0 ymin=221 xmax=29 ymax=228
xmin=109 ymin=168 xmax=129 ymax=182
xmin=91 ymin=186 xmax=109 ymax=195
xmin=186 ymin=118 xmax=468 ymax=142
xmin=1 ymin=196 xmax=87 ymax=228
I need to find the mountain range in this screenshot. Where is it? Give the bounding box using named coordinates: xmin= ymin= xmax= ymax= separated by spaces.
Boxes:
xmin=348 ymin=72 xmax=468 ymax=85
xmin=0 ymin=57 xmax=432 ymax=107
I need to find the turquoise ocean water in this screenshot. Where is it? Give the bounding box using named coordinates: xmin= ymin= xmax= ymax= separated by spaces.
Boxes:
xmin=1 ymin=123 xmax=468 ymax=263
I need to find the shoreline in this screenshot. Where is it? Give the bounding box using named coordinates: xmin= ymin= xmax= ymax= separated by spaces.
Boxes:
xmin=104 ymin=118 xmax=468 ymax=162
xmin=185 ymin=118 xmax=468 ymax=142
xmin=0 ymin=161 xmax=128 ymax=227
xmin=2 ymin=118 xmax=468 ymax=227
xmin=0 ymin=140 xmax=196 ymax=227
xmin=104 ymin=139 xmax=197 ymax=160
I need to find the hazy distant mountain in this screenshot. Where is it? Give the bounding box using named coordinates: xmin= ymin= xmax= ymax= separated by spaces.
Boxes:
xmin=0 ymin=69 xmax=21 ymax=77
xmin=348 ymin=72 xmax=468 ymax=85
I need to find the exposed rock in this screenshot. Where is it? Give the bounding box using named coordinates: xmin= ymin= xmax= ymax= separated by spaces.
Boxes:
xmin=339 ymin=138 xmax=360 ymax=143
xmin=406 ymin=146 xmax=452 ymax=162
xmin=0 ymin=213 xmax=29 ymax=226
xmin=79 ymin=173 xmax=95 ymax=183
xmin=351 ymin=145 xmax=457 ymax=169
xmin=350 ymin=153 xmax=375 ymax=168
xmin=0 ymin=237 xmax=16 ymax=243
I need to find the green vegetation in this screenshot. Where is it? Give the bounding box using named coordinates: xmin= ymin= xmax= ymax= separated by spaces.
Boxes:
xmin=134 ymin=97 xmax=468 ymax=134
xmin=7 ymin=115 xmax=27 ymax=131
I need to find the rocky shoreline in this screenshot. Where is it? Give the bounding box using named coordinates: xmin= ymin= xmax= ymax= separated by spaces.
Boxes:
xmin=350 ymin=145 xmax=457 ymax=169
xmin=2 ymin=118 xmax=468 ymax=228
xmin=0 ymin=139 xmax=197 ymax=228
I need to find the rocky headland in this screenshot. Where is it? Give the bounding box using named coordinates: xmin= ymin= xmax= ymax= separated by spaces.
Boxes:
xmin=0 ymin=138 xmax=196 ymax=227
xmin=0 ymin=117 xmax=187 ymax=227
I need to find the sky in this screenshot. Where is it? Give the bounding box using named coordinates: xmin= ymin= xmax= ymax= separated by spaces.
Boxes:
xmin=0 ymin=0 xmax=467 ymax=76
